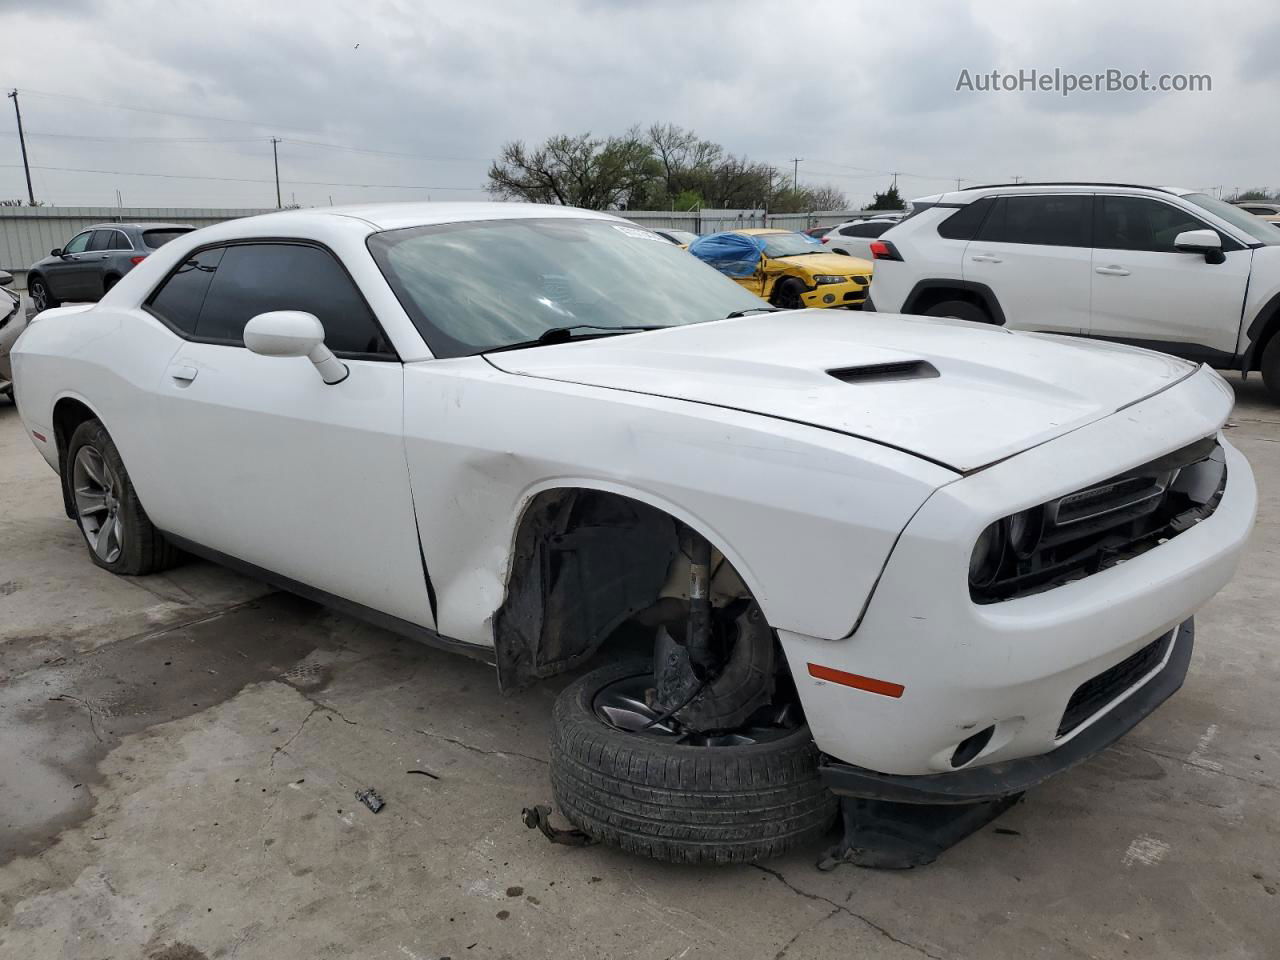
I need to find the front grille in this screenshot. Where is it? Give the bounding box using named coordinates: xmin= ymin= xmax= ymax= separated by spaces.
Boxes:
xmin=1057 ymin=630 xmax=1172 ymax=737
xmin=971 ymin=437 xmax=1227 ymax=604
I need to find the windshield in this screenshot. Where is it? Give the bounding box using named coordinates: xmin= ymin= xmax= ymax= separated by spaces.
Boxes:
xmin=758 ymin=233 xmax=822 ymax=258
xmin=367 ymin=217 xmax=768 ymax=357
xmin=662 ymin=230 xmax=698 ymax=244
xmin=1182 ymin=193 xmax=1280 ymax=245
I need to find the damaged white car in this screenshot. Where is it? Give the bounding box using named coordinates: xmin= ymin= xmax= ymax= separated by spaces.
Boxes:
xmin=11 ymin=203 xmax=1256 ymax=864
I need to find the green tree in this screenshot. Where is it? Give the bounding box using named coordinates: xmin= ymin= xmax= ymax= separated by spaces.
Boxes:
xmin=868 ymin=185 xmax=904 ymax=210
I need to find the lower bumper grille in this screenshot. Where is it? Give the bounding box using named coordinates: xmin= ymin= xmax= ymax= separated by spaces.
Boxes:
xmin=1057 ymin=629 xmax=1173 ymax=737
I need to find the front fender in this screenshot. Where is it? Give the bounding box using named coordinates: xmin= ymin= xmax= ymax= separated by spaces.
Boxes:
xmin=402 ymin=359 xmax=953 ymax=647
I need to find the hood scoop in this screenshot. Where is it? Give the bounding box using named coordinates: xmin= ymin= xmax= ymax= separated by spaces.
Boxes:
xmin=828 ymin=360 xmax=939 ymax=384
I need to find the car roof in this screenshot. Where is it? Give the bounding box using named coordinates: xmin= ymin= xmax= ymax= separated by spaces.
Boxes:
xmin=279 ymin=201 xmax=627 ymax=232
xmin=80 ymin=222 xmax=195 ymax=231
xmin=732 ymin=228 xmax=791 ymax=236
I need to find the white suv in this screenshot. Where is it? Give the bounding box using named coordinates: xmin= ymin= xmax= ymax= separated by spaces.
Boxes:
xmin=867 ymin=183 xmax=1280 ymax=399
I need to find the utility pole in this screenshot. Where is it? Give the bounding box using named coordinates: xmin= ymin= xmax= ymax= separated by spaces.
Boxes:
xmin=1011 ymin=175 xmax=1023 ymax=184
xmin=790 ymin=158 xmax=801 ymax=192
xmin=7 ymin=89 xmax=35 ymax=206
xmin=955 ymin=177 xmax=964 ymax=191
xmin=271 ymin=137 xmax=282 ymax=209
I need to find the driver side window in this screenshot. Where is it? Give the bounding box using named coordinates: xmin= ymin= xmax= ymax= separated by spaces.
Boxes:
xmin=62 ymin=232 xmax=92 ymax=255
xmin=1094 ymin=196 xmax=1230 ymax=253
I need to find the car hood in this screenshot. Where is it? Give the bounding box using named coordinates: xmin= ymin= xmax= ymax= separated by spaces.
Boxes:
xmin=485 ymin=311 xmax=1197 ymax=473
xmin=775 ymin=252 xmax=874 ymax=275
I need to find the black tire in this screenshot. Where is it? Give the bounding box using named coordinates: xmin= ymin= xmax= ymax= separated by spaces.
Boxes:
xmin=1261 ymin=335 xmax=1280 ymax=403
xmin=66 ymin=419 xmax=181 ymax=575
xmin=103 ymin=274 xmax=120 ymax=295
xmin=770 ymin=278 xmax=806 ymax=311
xmin=29 ymin=275 xmax=59 ymax=312
xmin=922 ymin=299 xmax=991 ymax=324
xmin=550 ymin=659 xmax=837 ymax=865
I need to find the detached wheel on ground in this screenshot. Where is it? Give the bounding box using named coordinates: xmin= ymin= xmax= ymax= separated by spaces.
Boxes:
xmin=1260 ymin=335 xmax=1280 ymax=403
xmin=550 ymin=657 xmax=837 ymax=864
xmin=922 ymin=299 xmax=991 ymax=324
xmin=66 ymin=418 xmax=181 ymax=575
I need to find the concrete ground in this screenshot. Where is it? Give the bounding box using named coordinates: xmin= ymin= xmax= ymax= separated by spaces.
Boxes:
xmin=0 ymin=378 xmax=1277 ymax=960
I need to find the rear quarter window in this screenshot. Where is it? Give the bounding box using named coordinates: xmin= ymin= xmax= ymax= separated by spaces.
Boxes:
xmin=936 ymin=197 xmax=994 ymax=240
xmin=143 ymin=229 xmax=192 ymax=249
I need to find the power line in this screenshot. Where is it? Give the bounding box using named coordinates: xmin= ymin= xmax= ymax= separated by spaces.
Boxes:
xmin=0 ymin=161 xmax=481 ymax=191
xmin=279 ymin=137 xmax=487 ymax=163
xmin=0 ymin=130 xmax=271 ymax=144
xmin=8 ymin=86 xmax=331 ymax=135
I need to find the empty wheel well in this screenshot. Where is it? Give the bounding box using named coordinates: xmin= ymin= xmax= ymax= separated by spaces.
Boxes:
xmin=52 ymin=398 xmax=100 ymax=518
xmin=491 ymin=488 xmax=765 ymax=692
xmin=1249 ymin=307 xmax=1280 ymax=372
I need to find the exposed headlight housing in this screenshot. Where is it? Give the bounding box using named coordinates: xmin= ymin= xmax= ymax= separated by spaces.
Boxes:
xmin=968 ymin=521 xmax=1005 ymax=588
xmin=812 ymin=275 xmax=848 ymax=285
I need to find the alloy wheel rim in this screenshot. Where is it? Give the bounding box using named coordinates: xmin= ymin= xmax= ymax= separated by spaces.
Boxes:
xmin=32 ymin=282 xmax=46 ymax=311
xmin=73 ymin=445 xmax=124 ymax=564
xmin=592 ymin=673 xmax=799 ymax=747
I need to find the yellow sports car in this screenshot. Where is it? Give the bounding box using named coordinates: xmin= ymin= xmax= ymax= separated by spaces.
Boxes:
xmin=688 ymin=228 xmax=873 ymax=309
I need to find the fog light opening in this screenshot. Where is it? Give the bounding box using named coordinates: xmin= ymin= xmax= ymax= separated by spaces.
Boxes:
xmin=950 ymin=725 xmax=995 ymax=768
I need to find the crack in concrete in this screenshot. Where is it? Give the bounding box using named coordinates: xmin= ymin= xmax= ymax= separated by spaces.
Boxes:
xmin=752 ymin=865 xmax=946 ymax=960
xmin=415 ymin=728 xmax=549 ymax=766
xmin=1127 ymin=742 xmax=1278 ymax=792
xmin=48 ymin=693 xmax=104 ymax=743
xmin=774 ymin=905 xmax=840 ymax=959
xmin=285 ymin=685 xmax=359 ymax=726
xmin=270 ymin=706 xmax=321 ymax=770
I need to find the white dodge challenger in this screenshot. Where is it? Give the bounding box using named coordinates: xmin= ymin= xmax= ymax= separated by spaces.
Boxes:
xmin=11 ymin=203 xmax=1257 ymax=864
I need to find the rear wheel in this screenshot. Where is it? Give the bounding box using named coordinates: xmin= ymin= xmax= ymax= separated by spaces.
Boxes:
xmin=922 ymin=299 xmax=991 ymax=324
xmin=1261 ymin=335 xmax=1280 ymax=403
xmin=66 ymin=419 xmax=181 ymax=575
xmin=550 ymin=654 xmax=837 ymax=864
xmin=29 ymin=276 xmax=58 ymax=312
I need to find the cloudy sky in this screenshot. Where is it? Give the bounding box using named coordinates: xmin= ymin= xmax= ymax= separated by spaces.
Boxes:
xmin=1 ymin=0 xmax=1277 ymax=210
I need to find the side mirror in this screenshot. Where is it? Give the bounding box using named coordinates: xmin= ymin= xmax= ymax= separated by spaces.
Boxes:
xmin=0 ymin=270 xmax=12 ymax=287
xmin=50 ymin=248 xmax=62 ymax=257
xmin=1174 ymin=229 xmax=1225 ymax=264
xmin=243 ymin=311 xmax=348 ymax=385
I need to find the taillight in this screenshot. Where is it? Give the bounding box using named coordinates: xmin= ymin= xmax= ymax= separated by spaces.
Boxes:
xmin=129 ymin=255 xmax=147 ymax=266
xmin=821 ymin=236 xmax=830 ymax=244
xmin=869 ymin=240 xmax=903 ymax=261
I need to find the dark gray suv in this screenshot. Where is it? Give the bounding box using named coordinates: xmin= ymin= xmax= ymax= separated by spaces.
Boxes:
xmin=27 ymin=222 xmax=193 ymax=312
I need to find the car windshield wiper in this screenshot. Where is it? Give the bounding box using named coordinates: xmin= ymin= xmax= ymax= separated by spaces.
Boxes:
xmin=723 ymin=307 xmax=782 ymax=319
xmin=482 ymin=324 xmax=670 ymax=354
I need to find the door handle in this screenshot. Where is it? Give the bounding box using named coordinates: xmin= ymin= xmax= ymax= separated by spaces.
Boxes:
xmin=1095 ymin=265 xmax=1131 ymax=276
xmin=170 ymin=365 xmax=199 ymax=383
xmin=970 ymin=254 xmax=1003 ymax=263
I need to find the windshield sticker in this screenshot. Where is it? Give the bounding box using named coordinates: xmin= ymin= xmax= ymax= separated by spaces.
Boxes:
xmin=613 ymin=225 xmax=667 ymax=242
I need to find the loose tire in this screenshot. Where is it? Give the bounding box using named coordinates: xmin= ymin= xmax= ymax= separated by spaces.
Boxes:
xmin=1261 ymin=335 xmax=1280 ymax=403
xmin=770 ymin=278 xmax=806 ymax=311
xmin=66 ymin=419 xmax=181 ymax=575
xmin=550 ymin=659 xmax=837 ymax=865
xmin=922 ymin=299 xmax=992 ymax=324
xmin=29 ymin=276 xmax=59 ymax=313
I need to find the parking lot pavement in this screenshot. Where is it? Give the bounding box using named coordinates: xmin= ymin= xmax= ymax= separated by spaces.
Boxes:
xmin=1 ymin=381 xmax=1278 ymax=960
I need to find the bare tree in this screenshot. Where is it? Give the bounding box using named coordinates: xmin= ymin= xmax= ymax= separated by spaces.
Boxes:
xmin=487 ymin=130 xmax=658 ymax=209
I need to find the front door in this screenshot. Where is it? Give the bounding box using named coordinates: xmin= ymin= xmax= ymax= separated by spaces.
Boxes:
xmin=45 ymin=230 xmax=98 ymax=301
xmin=140 ymin=240 xmax=435 ymax=628
xmin=1087 ymin=195 xmax=1252 ymax=361
xmin=962 ymin=193 xmax=1092 ymax=334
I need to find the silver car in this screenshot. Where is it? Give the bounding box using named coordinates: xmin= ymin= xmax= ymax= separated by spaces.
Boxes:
xmin=0 ymin=270 xmax=24 ymax=398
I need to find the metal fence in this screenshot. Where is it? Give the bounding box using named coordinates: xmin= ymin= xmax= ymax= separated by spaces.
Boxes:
xmin=0 ymin=204 xmax=900 ymax=289
xmin=0 ymin=206 xmax=271 ymax=288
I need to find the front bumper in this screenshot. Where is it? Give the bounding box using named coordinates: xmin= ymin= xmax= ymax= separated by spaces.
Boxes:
xmin=819 ymin=618 xmax=1193 ymax=803
xmin=800 ymin=279 xmax=868 ymax=309
xmin=778 ymin=366 xmax=1255 ymax=779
